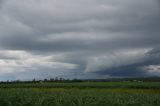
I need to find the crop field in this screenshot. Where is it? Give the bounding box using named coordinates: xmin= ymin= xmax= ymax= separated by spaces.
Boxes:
xmin=0 ymin=82 xmax=160 ymax=106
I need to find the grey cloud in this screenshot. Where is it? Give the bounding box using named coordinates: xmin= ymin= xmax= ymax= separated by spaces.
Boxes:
xmin=89 ymin=47 xmax=160 ymax=77
xmin=0 ymin=0 xmax=160 ymax=80
xmin=1 ymin=32 xmax=160 ymax=53
xmin=0 ymin=0 xmax=159 ymax=52
xmin=0 ymin=0 xmax=3 ymax=8
xmin=1 ymin=0 xmax=159 ymax=35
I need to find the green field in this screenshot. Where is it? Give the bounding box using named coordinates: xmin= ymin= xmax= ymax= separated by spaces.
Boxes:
xmin=0 ymin=82 xmax=160 ymax=106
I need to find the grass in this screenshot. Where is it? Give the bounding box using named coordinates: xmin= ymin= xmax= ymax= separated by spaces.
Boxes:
xmin=0 ymin=82 xmax=160 ymax=106
xmin=1 ymin=82 xmax=160 ymax=89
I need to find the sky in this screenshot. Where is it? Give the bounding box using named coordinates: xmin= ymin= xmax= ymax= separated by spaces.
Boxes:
xmin=0 ymin=0 xmax=160 ymax=81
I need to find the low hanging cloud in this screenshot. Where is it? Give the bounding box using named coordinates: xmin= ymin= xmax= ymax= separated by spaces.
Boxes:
xmin=0 ymin=0 xmax=160 ymax=80
xmin=142 ymin=65 xmax=160 ymax=76
xmin=85 ymin=49 xmax=150 ymax=73
xmin=0 ymin=50 xmax=77 ymax=80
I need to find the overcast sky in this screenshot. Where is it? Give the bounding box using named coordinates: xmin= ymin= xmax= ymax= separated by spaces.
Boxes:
xmin=0 ymin=0 xmax=160 ymax=81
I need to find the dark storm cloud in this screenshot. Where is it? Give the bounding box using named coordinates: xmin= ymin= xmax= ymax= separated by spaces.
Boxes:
xmin=0 ymin=0 xmax=160 ymax=80
xmin=90 ymin=47 xmax=160 ymax=77
xmin=147 ymin=46 xmax=160 ymax=64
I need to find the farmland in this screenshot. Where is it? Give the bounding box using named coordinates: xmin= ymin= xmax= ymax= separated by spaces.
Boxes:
xmin=0 ymin=82 xmax=160 ymax=106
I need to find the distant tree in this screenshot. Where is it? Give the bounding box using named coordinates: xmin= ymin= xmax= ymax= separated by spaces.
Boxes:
xmin=44 ymin=79 xmax=48 ymax=82
xmin=50 ymin=78 xmax=54 ymax=82
xmin=32 ymin=78 xmax=36 ymax=82
xmin=59 ymin=77 xmax=63 ymax=81
xmin=55 ymin=77 xmax=58 ymax=81
xmin=6 ymin=80 xmax=9 ymax=83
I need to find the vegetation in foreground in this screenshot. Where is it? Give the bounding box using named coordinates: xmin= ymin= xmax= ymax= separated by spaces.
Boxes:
xmin=0 ymin=82 xmax=160 ymax=106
